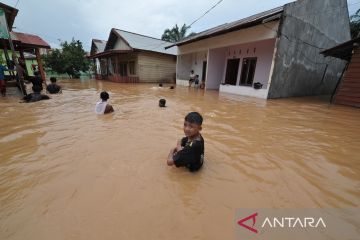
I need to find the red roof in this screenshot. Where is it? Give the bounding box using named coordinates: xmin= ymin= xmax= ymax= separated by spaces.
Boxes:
xmin=11 ymin=31 xmax=51 ymax=49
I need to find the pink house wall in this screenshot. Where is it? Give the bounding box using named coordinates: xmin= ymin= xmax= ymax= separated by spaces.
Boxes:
xmin=222 ymin=38 xmax=277 ymax=88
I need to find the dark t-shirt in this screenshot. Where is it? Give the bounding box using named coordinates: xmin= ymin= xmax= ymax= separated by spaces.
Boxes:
xmin=173 ymin=135 xmax=204 ymax=172
xmin=31 ymin=77 xmax=43 ymax=91
xmin=47 ymin=83 xmax=61 ymax=94
xmin=23 ymin=93 xmax=50 ymax=102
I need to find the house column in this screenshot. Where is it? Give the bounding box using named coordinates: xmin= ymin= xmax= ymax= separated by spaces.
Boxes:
xmin=19 ymin=50 xmax=29 ymax=77
xmin=35 ymin=48 xmax=46 ymax=84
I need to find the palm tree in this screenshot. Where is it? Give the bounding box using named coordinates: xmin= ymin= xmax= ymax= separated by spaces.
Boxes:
xmin=161 ymin=24 xmax=195 ymax=42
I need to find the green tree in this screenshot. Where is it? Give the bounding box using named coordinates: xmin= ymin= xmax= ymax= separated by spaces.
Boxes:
xmin=161 ymin=24 xmax=196 ymax=42
xmin=44 ymin=39 xmax=90 ymax=78
xmin=350 ymin=9 xmax=360 ymax=39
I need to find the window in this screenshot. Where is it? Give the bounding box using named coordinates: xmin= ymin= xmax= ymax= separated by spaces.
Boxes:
xmin=129 ymin=61 xmax=136 ymax=75
xmin=224 ymin=58 xmax=240 ymax=85
xmin=240 ymin=58 xmax=257 ymax=86
xmin=119 ymin=63 xmax=128 ymax=77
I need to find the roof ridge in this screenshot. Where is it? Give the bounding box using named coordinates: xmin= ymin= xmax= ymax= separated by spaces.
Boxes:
xmin=113 ymin=28 xmax=171 ymax=43
xmin=92 ymin=39 xmax=107 ymax=43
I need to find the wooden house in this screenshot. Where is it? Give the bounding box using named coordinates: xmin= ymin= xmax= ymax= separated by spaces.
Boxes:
xmin=89 ymin=29 xmax=177 ymax=83
xmin=322 ymin=37 xmax=360 ymax=107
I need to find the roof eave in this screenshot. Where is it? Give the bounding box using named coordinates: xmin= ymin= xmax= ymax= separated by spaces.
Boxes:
xmin=320 ymin=37 xmax=360 ymax=61
xmin=87 ymin=49 xmax=133 ymax=59
xmin=165 ymin=10 xmax=283 ymax=49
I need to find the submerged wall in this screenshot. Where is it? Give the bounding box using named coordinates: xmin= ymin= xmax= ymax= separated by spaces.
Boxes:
xmin=268 ymin=0 xmax=351 ymax=99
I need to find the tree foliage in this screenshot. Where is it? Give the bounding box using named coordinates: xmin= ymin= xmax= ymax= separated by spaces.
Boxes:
xmin=43 ymin=39 xmax=90 ymax=78
xmin=161 ymin=24 xmax=196 ymax=43
xmin=350 ymin=9 xmax=360 ymax=39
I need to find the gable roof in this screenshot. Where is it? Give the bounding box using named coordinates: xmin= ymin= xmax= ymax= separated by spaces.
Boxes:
xmin=11 ymin=31 xmax=50 ymax=49
xmin=166 ymin=6 xmax=284 ymax=49
xmin=321 ymin=37 xmax=360 ymax=61
xmin=0 ymin=2 xmax=18 ymax=31
xmin=90 ymin=39 xmax=107 ymax=55
xmin=105 ymin=28 xmax=176 ymax=55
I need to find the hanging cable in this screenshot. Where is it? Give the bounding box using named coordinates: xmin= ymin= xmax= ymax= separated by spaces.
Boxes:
xmin=188 ymin=0 xmax=224 ymax=28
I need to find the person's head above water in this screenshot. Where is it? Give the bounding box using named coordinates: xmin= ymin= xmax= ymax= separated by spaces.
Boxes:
xmin=159 ymin=99 xmax=166 ymax=107
xmin=50 ymin=77 xmax=57 ymax=83
xmin=100 ymin=91 xmax=110 ymax=101
xmin=184 ymin=112 xmax=203 ymax=139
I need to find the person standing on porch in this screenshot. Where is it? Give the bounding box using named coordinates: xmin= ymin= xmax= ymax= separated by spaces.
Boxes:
xmin=189 ymin=70 xmax=195 ymax=87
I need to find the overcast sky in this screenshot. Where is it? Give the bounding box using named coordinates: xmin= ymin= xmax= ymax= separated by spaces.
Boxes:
xmin=2 ymin=0 xmax=359 ymax=51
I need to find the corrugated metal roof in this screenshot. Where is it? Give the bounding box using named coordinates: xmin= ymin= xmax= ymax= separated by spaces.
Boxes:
xmin=11 ymin=31 xmax=50 ymax=49
xmin=93 ymin=39 xmax=107 ymax=53
xmin=114 ymin=29 xmax=177 ymax=55
xmin=166 ymin=6 xmax=284 ymax=48
xmin=321 ymin=37 xmax=360 ymax=61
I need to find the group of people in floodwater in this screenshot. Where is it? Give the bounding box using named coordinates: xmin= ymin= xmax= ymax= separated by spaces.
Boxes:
xmin=1 ymin=64 xmax=205 ymax=172
xmin=95 ymin=70 xmax=205 ymax=172
xmin=0 ymin=57 xmax=61 ymax=101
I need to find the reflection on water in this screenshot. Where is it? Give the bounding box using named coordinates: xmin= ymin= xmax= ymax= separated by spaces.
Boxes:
xmin=0 ymin=79 xmax=359 ymax=240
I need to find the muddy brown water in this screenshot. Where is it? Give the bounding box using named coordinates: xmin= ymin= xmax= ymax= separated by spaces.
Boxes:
xmin=0 ymin=79 xmax=359 ymax=240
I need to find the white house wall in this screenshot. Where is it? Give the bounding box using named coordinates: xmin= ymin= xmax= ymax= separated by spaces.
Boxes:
xmin=176 ymin=51 xmax=207 ymax=86
xmin=207 ymin=48 xmax=226 ymax=90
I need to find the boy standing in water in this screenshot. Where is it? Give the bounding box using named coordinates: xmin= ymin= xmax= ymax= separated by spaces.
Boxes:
xmin=167 ymin=112 xmax=204 ymax=172
xmin=46 ymin=77 xmax=61 ymax=94
xmin=95 ymin=91 xmax=114 ymax=114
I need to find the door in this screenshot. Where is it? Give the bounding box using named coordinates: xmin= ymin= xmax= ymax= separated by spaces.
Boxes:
xmin=202 ymin=61 xmax=207 ymax=81
xmin=225 ymin=58 xmax=240 ymax=85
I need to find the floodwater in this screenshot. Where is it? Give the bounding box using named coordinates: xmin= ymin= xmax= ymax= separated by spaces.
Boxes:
xmin=0 ymin=79 xmax=360 ymax=240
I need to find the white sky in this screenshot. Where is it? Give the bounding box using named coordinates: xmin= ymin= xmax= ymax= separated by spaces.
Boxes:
xmin=1 ymin=0 xmax=359 ymax=50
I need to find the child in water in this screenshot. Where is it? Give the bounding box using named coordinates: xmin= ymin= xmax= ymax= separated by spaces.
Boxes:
xmin=23 ymin=85 xmax=50 ymax=103
xmin=95 ymin=91 xmax=114 ymax=114
xmin=167 ymin=112 xmax=204 ymax=172
xmin=46 ymin=77 xmax=61 ymax=94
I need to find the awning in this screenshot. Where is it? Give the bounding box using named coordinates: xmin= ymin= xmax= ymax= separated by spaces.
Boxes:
xmin=321 ymin=37 xmax=360 ymax=61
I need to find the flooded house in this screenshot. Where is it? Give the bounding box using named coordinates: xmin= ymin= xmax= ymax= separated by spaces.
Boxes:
xmin=167 ymin=0 xmax=351 ymax=99
xmin=90 ymin=39 xmax=107 ymax=80
xmin=322 ymin=37 xmax=360 ymax=108
xmin=0 ymin=2 xmax=50 ymax=95
xmin=89 ymin=28 xmax=177 ymax=83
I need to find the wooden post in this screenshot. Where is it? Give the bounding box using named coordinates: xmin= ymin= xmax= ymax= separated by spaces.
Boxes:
xmin=115 ymin=55 xmax=119 ymax=81
xmin=19 ymin=49 xmax=29 ymax=77
xmin=35 ymin=48 xmax=46 ymax=86
xmin=93 ymin=59 xmax=97 ymax=76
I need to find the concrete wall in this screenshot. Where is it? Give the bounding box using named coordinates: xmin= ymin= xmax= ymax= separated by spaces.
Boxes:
xmin=176 ymin=51 xmax=207 ymax=80
xmin=207 ymin=47 xmax=226 ymax=90
xmin=268 ymin=0 xmax=351 ymax=98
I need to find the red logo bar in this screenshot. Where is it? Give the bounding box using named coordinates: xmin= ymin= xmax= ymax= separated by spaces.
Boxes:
xmin=237 ymin=213 xmax=258 ymax=234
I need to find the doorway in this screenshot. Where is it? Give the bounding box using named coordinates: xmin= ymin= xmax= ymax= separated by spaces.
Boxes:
xmin=202 ymin=61 xmax=207 ymax=81
xmin=225 ymin=58 xmax=240 ymax=85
